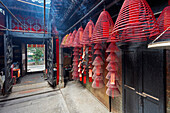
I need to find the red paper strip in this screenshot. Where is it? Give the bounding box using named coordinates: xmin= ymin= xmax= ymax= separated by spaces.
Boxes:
xmin=84 ymin=76 xmax=86 ymax=84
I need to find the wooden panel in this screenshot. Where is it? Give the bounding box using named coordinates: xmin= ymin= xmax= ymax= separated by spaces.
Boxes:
xmin=124 ymin=88 xmax=139 ymax=113
xmin=124 ymin=51 xmax=135 ymax=88
xmin=143 ymin=99 xmax=159 ymax=113
xmin=142 ymin=49 xmax=165 ymax=113
xmin=123 ymin=48 xmax=165 ymax=113
xmin=142 ymin=50 xmax=163 ymax=98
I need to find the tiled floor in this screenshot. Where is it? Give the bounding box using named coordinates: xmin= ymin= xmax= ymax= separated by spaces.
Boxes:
xmin=15 ymin=73 xmax=45 ymax=86
xmin=0 ymin=80 xmax=109 ymax=113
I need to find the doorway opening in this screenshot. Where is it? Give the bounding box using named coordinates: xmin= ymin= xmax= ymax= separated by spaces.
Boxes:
xmin=27 ymin=44 xmax=45 ymax=72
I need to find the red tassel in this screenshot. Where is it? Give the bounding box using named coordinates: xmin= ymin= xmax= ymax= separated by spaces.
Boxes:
xmin=96 ymin=80 xmax=99 ymax=87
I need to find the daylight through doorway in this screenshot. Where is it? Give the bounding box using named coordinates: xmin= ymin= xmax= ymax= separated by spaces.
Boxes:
xmin=27 ymin=44 xmax=45 ymax=72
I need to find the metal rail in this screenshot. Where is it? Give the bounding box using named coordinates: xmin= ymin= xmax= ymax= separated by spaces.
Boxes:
xmin=0 ymin=28 xmax=53 ymax=34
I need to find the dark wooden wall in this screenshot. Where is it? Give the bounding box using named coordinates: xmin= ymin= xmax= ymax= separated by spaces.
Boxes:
xmin=166 ymin=50 xmax=170 ymax=113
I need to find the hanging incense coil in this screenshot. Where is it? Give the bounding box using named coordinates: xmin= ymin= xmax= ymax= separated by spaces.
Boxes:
xmin=106 ymin=62 xmax=118 ymax=71
xmin=156 ymin=6 xmax=170 ymax=40
xmin=72 ymin=61 xmax=79 ymax=66
xmin=81 ymin=20 xmax=95 ymax=45
xmin=106 ymin=43 xmax=119 ymax=53
xmin=72 ymin=32 xmax=82 ymax=48
xmin=94 ymin=43 xmax=103 ymax=49
xmin=60 ymin=34 xmax=69 ymax=48
xmin=106 ymin=80 xmax=120 ymax=88
xmin=70 ymin=30 xmax=77 ymax=47
xmin=112 ymin=0 xmax=159 ymax=42
xmin=106 ymin=52 xmax=119 ymax=62
xmin=92 ymin=9 xmax=114 ymax=43
xmin=92 ymin=56 xmax=104 ymax=65
xmin=73 ymin=47 xmax=79 ymax=51
xmin=92 ymin=78 xmax=104 ymax=88
xmin=65 ymin=33 xmax=72 ymax=47
xmin=92 ymin=66 xmax=103 ymax=73
xmin=106 ymin=88 xmax=120 ymax=97
xmin=73 ymin=52 xmax=79 ymax=56
xmin=106 ymin=71 xmax=119 ymax=80
xmin=94 ymin=50 xmax=102 ymax=55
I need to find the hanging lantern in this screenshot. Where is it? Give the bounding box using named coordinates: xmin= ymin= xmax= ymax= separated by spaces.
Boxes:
xmin=113 ymin=0 xmax=159 ymax=42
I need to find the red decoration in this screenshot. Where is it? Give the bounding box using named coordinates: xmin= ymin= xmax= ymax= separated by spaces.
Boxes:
xmin=33 ymin=44 xmax=36 ymax=47
xmin=12 ymin=15 xmax=47 ymax=32
xmin=105 ymin=42 xmax=120 ymax=98
xmin=70 ymin=30 xmax=77 ymax=47
xmin=92 ymin=9 xmax=114 ymax=43
xmin=84 ymin=76 xmax=86 ymax=84
xmin=72 ymin=27 xmax=84 ymax=80
xmin=92 ymin=10 xmax=114 ymax=88
xmin=61 ymin=34 xmax=69 ymax=48
xmin=56 ymin=38 xmax=60 ymax=85
xmin=112 ymin=0 xmax=159 ymax=42
xmin=28 ymin=44 xmax=31 ymax=47
xmin=81 ymin=20 xmax=95 ymax=45
xmin=72 ymin=27 xmax=83 ymax=48
xmin=106 ymin=88 xmax=120 ymax=98
xmin=65 ymin=33 xmax=72 ymax=47
xmin=156 ymin=6 xmax=170 ymax=40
